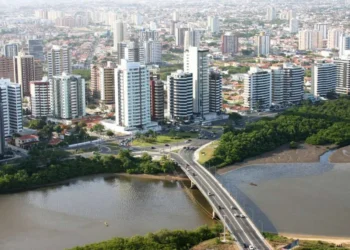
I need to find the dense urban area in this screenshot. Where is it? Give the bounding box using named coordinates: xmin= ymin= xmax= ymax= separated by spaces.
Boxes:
xmin=0 ymin=0 xmax=350 ymax=249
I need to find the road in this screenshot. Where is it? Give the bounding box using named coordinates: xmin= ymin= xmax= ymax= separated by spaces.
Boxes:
xmin=170 ymin=142 xmax=271 ymax=250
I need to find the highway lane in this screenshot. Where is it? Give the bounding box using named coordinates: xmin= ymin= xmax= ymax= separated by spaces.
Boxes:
xmin=170 ymin=147 xmax=270 ymax=250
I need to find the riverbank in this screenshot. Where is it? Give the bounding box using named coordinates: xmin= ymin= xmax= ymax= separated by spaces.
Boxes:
xmin=217 ymin=144 xmax=332 ymax=174
xmin=280 ymin=233 xmax=350 ymax=245
xmin=329 ymin=145 xmax=350 ymax=163
xmin=115 ymin=173 xmax=189 ymax=181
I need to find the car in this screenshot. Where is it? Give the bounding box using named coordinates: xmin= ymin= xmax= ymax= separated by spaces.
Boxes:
xmin=188 ymin=139 xmax=192 ymax=142
xmin=183 ymin=146 xmax=187 ymax=149
xmin=230 ymin=205 xmax=236 ymax=210
xmin=234 ymin=213 xmax=239 ymax=217
xmin=165 ymin=144 xmax=169 ymax=146
xmin=208 ymin=192 xmax=214 ymax=196
xmin=192 ymin=173 xmax=196 ymax=176
xmin=218 ymin=205 xmax=222 ymax=210
xmin=240 ymin=214 xmax=245 ymax=218
xmin=243 ymin=243 xmax=249 ymax=248
xmin=249 ymin=245 xmax=255 ymax=250
xmin=151 ymin=146 xmax=156 ymax=149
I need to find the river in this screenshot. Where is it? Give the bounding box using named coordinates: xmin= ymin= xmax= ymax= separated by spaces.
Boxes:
xmin=0 ymin=175 xmax=213 ymax=250
xmin=218 ymin=150 xmax=350 ymax=237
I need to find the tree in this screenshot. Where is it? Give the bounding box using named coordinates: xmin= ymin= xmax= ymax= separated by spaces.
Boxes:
xmin=28 ymin=119 xmax=46 ymax=129
xmin=92 ymin=124 xmax=105 ymax=134
xmin=106 ymin=130 xmax=114 ymax=137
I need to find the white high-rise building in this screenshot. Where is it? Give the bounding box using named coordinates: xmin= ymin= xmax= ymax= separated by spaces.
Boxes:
xmin=207 ymin=16 xmax=219 ymax=34
xmin=314 ymin=23 xmax=328 ymax=40
xmin=143 ymin=40 xmax=162 ymax=65
xmin=173 ymin=11 xmax=179 ymax=22
xmin=266 ymin=6 xmax=276 ymax=21
xmin=139 ymin=30 xmax=159 ymax=42
xmin=184 ymin=47 xmax=209 ymax=116
xmin=149 ymin=21 xmax=157 ymax=31
xmin=334 ymin=57 xmax=350 ymax=95
xmin=47 ymin=45 xmax=72 ymax=79
xmin=243 ymin=67 xmax=272 ymax=111
xmin=270 ymin=66 xmax=284 ymax=104
xmin=184 ymin=30 xmax=201 ymax=50
xmin=209 ymin=70 xmax=222 ymax=113
xmin=289 ymin=18 xmax=299 ymax=33
xmin=28 ymin=39 xmax=44 ymax=62
xmin=133 ymin=13 xmax=143 ymax=26
xmin=298 ymin=30 xmax=323 ymax=50
xmin=49 ymin=73 xmax=86 ymax=119
xmin=30 ymin=80 xmax=50 ymax=118
xmin=175 ymin=27 xmax=188 ymax=47
xmin=115 ymin=60 xmax=151 ymax=129
xmin=166 ymin=70 xmax=193 ymax=121
xmin=4 ymin=43 xmax=18 ymax=58
xmin=0 ymin=79 xmax=23 ymax=136
xmin=339 ymin=34 xmax=350 ymax=58
xmin=288 ymin=10 xmax=296 ymax=20
xmin=311 ymin=63 xmax=336 ymax=97
xmin=255 ymin=32 xmax=270 ymax=56
xmin=221 ymin=32 xmax=239 ymax=54
xmin=113 ymin=21 xmax=127 ymax=50
xmin=327 ymin=29 xmax=343 ymax=49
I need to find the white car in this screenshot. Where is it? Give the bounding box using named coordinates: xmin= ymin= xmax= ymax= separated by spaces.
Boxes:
xmin=249 ymin=245 xmax=255 ymax=250
xmin=240 ymin=214 xmax=245 ymax=218
xmin=234 ymin=213 xmax=239 ymax=217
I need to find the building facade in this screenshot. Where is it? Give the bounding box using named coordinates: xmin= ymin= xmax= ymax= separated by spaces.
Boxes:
xmin=28 ymin=39 xmax=44 ymax=61
xmin=339 ymin=34 xmax=350 ymax=58
xmin=143 ymin=40 xmax=162 ymax=64
xmin=266 ymin=6 xmax=276 ymax=21
xmin=4 ymin=43 xmax=18 ymax=58
xmin=90 ymin=64 xmax=100 ymax=98
xmin=334 ymin=57 xmax=350 ymax=95
xmin=209 ymin=70 xmax=222 ymax=113
xmin=255 ymin=32 xmax=270 ymax=56
xmin=184 ymin=47 xmax=209 ymax=117
xmin=289 ymin=18 xmax=299 ymax=33
xmin=327 ymin=29 xmax=343 ymax=49
xmin=0 ymin=79 xmax=23 ymax=136
xmin=298 ymin=30 xmax=323 ymax=50
xmin=50 ymin=74 xmax=86 ymax=119
xmin=14 ymin=52 xmax=35 ymax=97
xmin=184 ymin=30 xmax=201 ymax=51
xmin=243 ymin=67 xmax=272 ymax=110
xmin=167 ymin=70 xmax=193 ymax=121
xmin=207 ymin=16 xmax=219 ymax=33
xmin=47 ymin=45 xmax=72 ymax=79
xmin=100 ymin=62 xmax=115 ymax=105
xmin=0 ymin=56 xmax=14 ymax=82
xmin=113 ymin=21 xmax=127 ymax=50
xmin=221 ymin=32 xmax=239 ymax=54
xmin=30 ymin=80 xmax=50 ymax=118
xmin=281 ymin=63 xmax=304 ymax=104
xmin=311 ymin=63 xmax=337 ymax=97
xmin=150 ymin=74 xmax=164 ymax=122
xmin=115 ymin=60 xmax=151 ymax=129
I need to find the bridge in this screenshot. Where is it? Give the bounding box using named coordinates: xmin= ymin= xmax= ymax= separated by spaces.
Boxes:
xmin=170 ymin=143 xmax=272 ymax=250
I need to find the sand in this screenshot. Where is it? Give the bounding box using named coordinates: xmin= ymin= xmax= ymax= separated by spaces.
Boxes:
xmin=329 ymin=145 xmax=350 ymax=163
xmin=218 ymin=144 xmax=331 ymax=174
xmin=281 ymin=233 xmax=350 ymax=245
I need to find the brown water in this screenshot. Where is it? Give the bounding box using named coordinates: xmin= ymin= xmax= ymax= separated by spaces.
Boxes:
xmin=0 ymin=175 xmax=213 ymax=250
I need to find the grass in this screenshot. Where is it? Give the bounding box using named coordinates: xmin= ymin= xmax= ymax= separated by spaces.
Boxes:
xmin=105 ymin=142 xmax=120 ymax=150
xmin=198 ymin=141 xmax=218 ymax=164
xmin=67 ymin=147 xmax=98 ymax=155
xmin=132 ymin=132 xmax=197 ymax=147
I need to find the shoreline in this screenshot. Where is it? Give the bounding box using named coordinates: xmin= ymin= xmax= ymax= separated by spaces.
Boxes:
xmin=0 ymin=172 xmax=189 ymax=195
xmin=280 ymin=233 xmax=350 ymax=245
xmin=217 ymin=144 xmax=334 ymax=175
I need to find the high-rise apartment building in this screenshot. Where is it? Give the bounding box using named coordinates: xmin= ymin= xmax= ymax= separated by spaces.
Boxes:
xmin=221 ymin=32 xmax=239 ymax=54
xmin=0 ymin=99 xmax=5 ymax=158
xmin=0 ymin=79 xmax=23 ymax=136
xmin=334 ymin=57 xmax=350 ymax=95
xmin=327 ymin=29 xmax=343 ymax=49
xmin=289 ymin=18 xmax=299 ymax=33
xmin=133 ymin=13 xmax=143 ymax=25
xmin=173 ymin=11 xmax=179 ymax=22
xmin=209 ymin=70 xmax=222 ymax=113
xmin=298 ymin=30 xmax=323 ymax=50
xmin=0 ymin=56 xmax=14 ymax=82
xmin=243 ymin=67 xmax=272 ymax=110
xmin=28 ymin=39 xmax=44 ymax=61
xmin=143 ymin=40 xmax=162 ymax=64
xmin=100 ymin=62 xmax=115 ymax=105
xmin=47 ymin=45 xmax=72 ymax=78
xmin=281 ymin=63 xmax=304 ymax=104
xmin=184 ymin=30 xmax=201 ymax=51
xmin=14 ymin=52 xmax=35 ymax=97
xmin=30 ymin=80 xmax=50 ymax=118
xmin=175 ymin=27 xmax=188 ymax=47
xmin=270 ymin=66 xmax=284 ymax=104
xmin=115 ymin=59 xmax=151 ymax=129
xmin=314 ymin=23 xmax=328 ymax=40
xmin=113 ymin=21 xmax=127 ymax=50
xmin=184 ymin=47 xmax=209 ymax=117
xmin=170 ymin=21 xmax=177 ymax=36
xmin=116 ymin=42 xmax=127 ymax=64
xmin=139 ymin=30 xmax=159 ymax=43
xmin=311 ymin=63 xmax=337 ymax=97
xmin=4 ymin=43 xmax=18 ymax=58
xmin=50 ymin=73 xmax=86 ymax=119
xmin=167 ymin=70 xmax=193 ymax=121
xmin=266 ymin=6 xmax=276 ymax=21
xmin=34 ymin=60 xmax=43 ymax=81
xmin=207 ymin=16 xmax=219 ymax=34
xmin=125 ymin=41 xmax=141 ymax=63
xmin=90 ymin=64 xmax=100 ymax=98
xmin=255 ymin=32 xmax=270 ymax=56
xmin=150 ymin=74 xmax=164 ymax=122
xmin=339 ymin=34 xmax=350 ymax=58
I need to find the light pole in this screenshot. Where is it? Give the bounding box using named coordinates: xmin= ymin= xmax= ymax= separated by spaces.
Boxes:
xmin=222 ymin=214 xmax=227 ymax=242
xmin=259 ymin=220 xmax=264 ymax=233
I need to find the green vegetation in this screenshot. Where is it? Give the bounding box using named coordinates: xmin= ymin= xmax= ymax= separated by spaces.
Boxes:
xmin=28 ymin=119 xmax=46 ymax=129
xmin=305 ymin=69 xmax=312 ymax=77
xmin=132 ymin=131 xmax=197 ymax=147
xmin=220 ymin=65 xmax=250 ymax=75
xmin=73 ymin=69 xmax=91 ymax=81
xmin=159 ymin=64 xmax=183 ymax=81
xmin=198 ymin=142 xmax=218 ymax=165
xmin=0 ymin=149 xmax=177 ymax=193
xmin=208 ymin=98 xmax=350 ymax=167
xmin=162 ymin=53 xmax=181 ymax=62
xmin=70 ymin=224 xmax=223 ymax=250
xmin=263 ymin=233 xmax=348 ymax=250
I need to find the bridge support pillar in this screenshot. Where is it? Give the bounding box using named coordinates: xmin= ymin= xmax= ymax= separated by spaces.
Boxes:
xmin=190 ymin=181 xmax=197 ymax=189
xmin=212 ymin=210 xmax=219 ymax=220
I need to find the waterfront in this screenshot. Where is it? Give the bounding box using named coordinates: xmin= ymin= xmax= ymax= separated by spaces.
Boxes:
xmin=0 ymin=175 xmax=213 ymax=250
xmin=219 ymin=150 xmax=350 ymax=237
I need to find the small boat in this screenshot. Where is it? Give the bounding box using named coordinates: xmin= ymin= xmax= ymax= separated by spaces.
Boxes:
xmin=250 ymin=182 xmax=258 ymax=187
xmin=104 ymin=222 xmax=109 ymax=227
